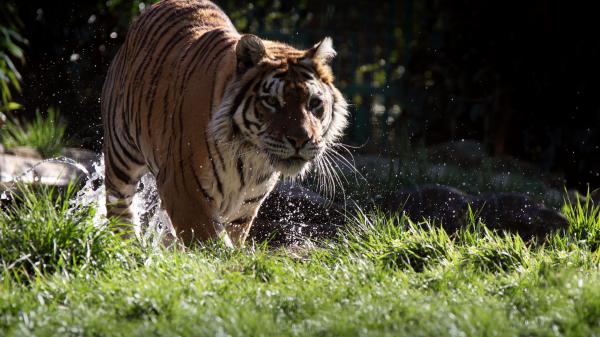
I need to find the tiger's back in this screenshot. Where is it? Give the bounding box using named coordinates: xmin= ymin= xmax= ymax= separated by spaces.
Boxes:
xmin=103 ymin=0 xmax=349 ymax=246
xmin=103 ymin=0 xmax=237 ymax=172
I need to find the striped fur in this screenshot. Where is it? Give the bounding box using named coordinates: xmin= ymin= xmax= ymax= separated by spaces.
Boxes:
xmin=101 ymin=0 xmax=349 ymax=246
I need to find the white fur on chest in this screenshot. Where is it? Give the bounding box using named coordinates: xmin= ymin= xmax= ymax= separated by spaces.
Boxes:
xmin=203 ymin=143 xmax=279 ymax=223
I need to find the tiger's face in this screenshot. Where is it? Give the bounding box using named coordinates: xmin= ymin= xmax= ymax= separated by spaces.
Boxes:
xmin=255 ymin=68 xmax=335 ymax=175
xmin=227 ymin=35 xmax=348 ymax=177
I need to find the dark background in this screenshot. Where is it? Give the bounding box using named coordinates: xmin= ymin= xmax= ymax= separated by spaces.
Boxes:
xmin=2 ymin=0 xmax=599 ymax=190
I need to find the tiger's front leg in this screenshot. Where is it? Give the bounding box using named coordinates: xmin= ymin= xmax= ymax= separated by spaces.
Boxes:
xmin=226 ymin=216 xmax=255 ymax=247
xmin=155 ymin=171 xmax=232 ymax=247
xmin=225 ymin=201 xmax=266 ymax=246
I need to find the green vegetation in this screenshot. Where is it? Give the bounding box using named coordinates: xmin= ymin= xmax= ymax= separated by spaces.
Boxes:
xmin=0 ymin=108 xmax=68 ymax=157
xmin=1 ymin=185 xmax=600 ymax=336
xmin=0 ymin=2 xmax=26 ymax=114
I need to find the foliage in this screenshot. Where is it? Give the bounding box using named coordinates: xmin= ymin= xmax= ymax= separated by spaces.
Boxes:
xmin=1 ymin=186 xmax=600 ymax=335
xmin=0 ymin=183 xmax=135 ymax=283
xmin=563 ymin=189 xmax=600 ymax=250
xmin=0 ymin=108 xmax=67 ymax=158
xmin=342 ymin=212 xmax=455 ymax=272
xmin=0 ymin=1 xmax=26 ymax=114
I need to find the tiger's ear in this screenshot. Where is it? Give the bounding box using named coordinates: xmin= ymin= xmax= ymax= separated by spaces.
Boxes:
xmin=304 ymin=37 xmax=336 ymax=64
xmin=236 ymin=34 xmax=267 ymax=74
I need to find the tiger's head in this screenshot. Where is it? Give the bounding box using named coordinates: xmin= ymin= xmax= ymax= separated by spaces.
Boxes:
xmin=219 ymin=34 xmax=348 ymax=177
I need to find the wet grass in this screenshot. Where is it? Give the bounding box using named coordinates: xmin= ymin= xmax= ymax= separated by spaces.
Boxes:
xmin=1 ymin=186 xmax=600 ymax=336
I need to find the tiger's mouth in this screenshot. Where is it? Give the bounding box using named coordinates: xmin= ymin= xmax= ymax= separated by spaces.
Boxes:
xmin=284 ymin=155 xmax=308 ymax=164
xmin=269 ymin=154 xmax=311 ymax=176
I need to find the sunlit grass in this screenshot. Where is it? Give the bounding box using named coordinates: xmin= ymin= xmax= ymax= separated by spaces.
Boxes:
xmin=0 ymin=184 xmax=135 ymax=283
xmin=1 ymin=185 xmax=600 ymax=336
xmin=0 ymin=108 xmax=67 ymax=158
xmin=563 ymin=188 xmax=600 ymax=250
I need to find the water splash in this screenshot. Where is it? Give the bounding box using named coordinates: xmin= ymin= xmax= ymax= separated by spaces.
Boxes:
xmin=71 ymin=156 xmax=173 ymax=247
xmin=131 ymin=172 xmax=175 ymax=246
xmin=0 ymin=154 xmax=171 ymax=247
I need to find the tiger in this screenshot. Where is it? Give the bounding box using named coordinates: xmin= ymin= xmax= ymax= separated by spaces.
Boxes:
xmin=101 ymin=0 xmax=349 ymax=247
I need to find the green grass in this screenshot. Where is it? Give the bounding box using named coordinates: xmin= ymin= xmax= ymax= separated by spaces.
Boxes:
xmin=0 ymin=108 xmax=67 ymax=158
xmin=1 ymin=186 xmax=600 ymax=336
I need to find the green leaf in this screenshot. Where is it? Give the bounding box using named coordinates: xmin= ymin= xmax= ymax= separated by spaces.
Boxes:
xmin=6 ymin=101 xmax=21 ymax=110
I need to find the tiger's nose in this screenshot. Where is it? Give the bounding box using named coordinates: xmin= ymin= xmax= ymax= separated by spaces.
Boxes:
xmin=285 ymin=135 xmax=310 ymax=150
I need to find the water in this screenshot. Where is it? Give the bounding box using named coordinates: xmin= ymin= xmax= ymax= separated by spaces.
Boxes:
xmin=71 ymin=156 xmax=174 ymax=247
xmin=1 ymin=155 xmax=173 ymax=247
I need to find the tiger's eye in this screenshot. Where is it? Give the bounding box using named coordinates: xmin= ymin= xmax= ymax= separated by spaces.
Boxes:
xmin=308 ymin=97 xmax=322 ymax=110
xmin=265 ymin=96 xmax=279 ymax=107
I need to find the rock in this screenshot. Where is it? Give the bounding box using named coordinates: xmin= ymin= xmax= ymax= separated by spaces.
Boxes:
xmin=383 ymin=184 xmax=569 ymax=240
xmin=383 ymin=184 xmax=471 ymax=233
xmin=332 ymin=154 xmax=398 ymax=181
xmin=0 ymin=148 xmax=99 ymax=190
xmin=61 ymin=148 xmax=99 ymax=173
xmin=7 ymin=146 xmax=42 ymax=159
xmin=592 ymin=189 xmax=600 ymax=205
xmin=250 ymin=181 xmax=347 ymax=246
xmin=472 ymin=193 xmax=568 ymax=239
xmin=0 ymin=153 xmax=80 ymax=187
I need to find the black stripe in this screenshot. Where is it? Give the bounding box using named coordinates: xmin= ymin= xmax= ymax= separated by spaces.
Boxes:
xmin=107 ymin=158 xmax=134 ymax=185
xmin=207 ymin=68 xmax=218 ymax=116
xmin=323 ymin=85 xmax=337 ymax=138
xmin=116 ymin=131 xmax=146 ymax=166
xmin=178 ymin=145 xmax=188 ymax=194
xmin=173 ymin=29 xmax=221 ymax=100
xmin=241 ymin=97 xmax=256 ymax=131
xmin=146 ymin=25 xmax=194 ymax=138
xmin=192 ymin=167 xmax=214 ymax=201
xmin=108 ymin=137 xmax=133 ymax=171
xmin=262 ymin=80 xmax=275 ymax=93
xmin=105 ymin=181 xmax=128 ymax=199
xmin=178 ymin=29 xmax=225 ymax=93
xmin=205 ymin=41 xmax=234 ymax=70
xmin=205 ymin=133 xmax=224 ymax=196
xmin=230 ymin=217 xmax=250 ymax=225
xmin=229 ymin=77 xmax=260 ymax=116
xmin=243 ymin=193 xmax=266 ymax=204
xmin=295 ymin=63 xmax=315 ymax=75
xmin=173 ymin=30 xmax=227 ymax=157
xmin=241 ymin=82 xmax=263 ymax=130
xmin=298 ymin=71 xmax=313 ymax=80
xmin=232 ymin=120 xmax=241 ymax=136
xmin=161 ymin=86 xmax=171 ymax=137
xmin=272 ymin=71 xmax=287 ymax=79
xmin=256 ymin=172 xmax=273 ymax=184
xmin=181 ymin=33 xmax=230 ymax=88
xmin=131 ymin=5 xmax=203 ymax=76
xmin=126 ymin=6 xmax=162 ymax=52
xmin=237 ymin=157 xmax=245 ymax=188
xmin=128 ymin=6 xmax=204 ymax=145
xmin=212 ymin=138 xmax=225 ymax=173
